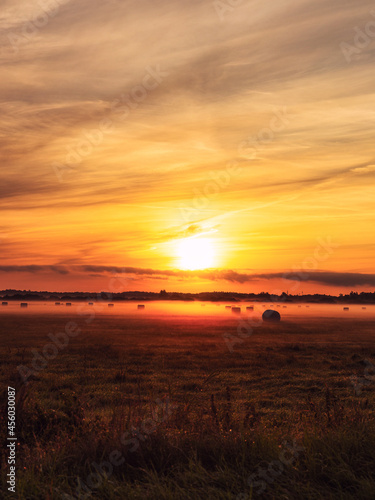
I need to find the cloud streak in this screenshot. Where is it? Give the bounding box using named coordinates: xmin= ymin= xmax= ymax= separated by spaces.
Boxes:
xmin=1 ymin=265 xmax=375 ymax=288
xmin=0 ymin=265 xmax=69 ymax=275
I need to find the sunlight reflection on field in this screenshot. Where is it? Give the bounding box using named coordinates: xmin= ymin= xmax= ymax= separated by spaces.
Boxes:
xmin=0 ymin=301 xmax=375 ymax=321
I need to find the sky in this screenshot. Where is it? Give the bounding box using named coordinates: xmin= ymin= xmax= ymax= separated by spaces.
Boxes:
xmin=1 ymin=0 xmax=375 ymax=293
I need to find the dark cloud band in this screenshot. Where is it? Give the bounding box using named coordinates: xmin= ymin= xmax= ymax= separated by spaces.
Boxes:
xmin=1 ymin=265 xmax=375 ymax=288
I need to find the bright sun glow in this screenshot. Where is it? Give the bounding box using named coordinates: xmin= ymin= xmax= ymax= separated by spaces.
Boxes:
xmin=177 ymin=237 xmax=216 ymax=270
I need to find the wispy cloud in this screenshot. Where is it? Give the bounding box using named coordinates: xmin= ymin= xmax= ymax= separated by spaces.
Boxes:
xmin=0 ymin=265 xmax=69 ymax=275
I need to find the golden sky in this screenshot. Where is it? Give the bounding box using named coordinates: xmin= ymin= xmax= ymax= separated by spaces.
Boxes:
xmin=1 ymin=0 xmax=375 ymax=293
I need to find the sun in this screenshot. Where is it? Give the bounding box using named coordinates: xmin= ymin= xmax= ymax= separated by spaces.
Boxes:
xmin=177 ymin=237 xmax=216 ymax=270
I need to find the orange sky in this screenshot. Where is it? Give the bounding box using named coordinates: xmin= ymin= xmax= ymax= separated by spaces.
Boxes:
xmin=1 ymin=0 xmax=375 ymax=293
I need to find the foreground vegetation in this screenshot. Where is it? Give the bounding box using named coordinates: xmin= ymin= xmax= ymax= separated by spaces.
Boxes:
xmin=1 ymin=310 xmax=375 ymax=499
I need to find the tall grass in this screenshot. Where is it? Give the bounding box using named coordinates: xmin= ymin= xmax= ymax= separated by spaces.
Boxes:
xmin=1 ymin=315 xmax=375 ymax=498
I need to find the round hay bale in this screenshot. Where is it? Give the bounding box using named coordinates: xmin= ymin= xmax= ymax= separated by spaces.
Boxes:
xmin=137 ymin=304 xmax=145 ymax=309
xmin=20 ymin=303 xmax=28 ymax=308
xmin=343 ymin=307 xmax=349 ymax=311
xmin=246 ymin=306 xmax=254 ymax=311
xmin=232 ymin=307 xmax=241 ymax=314
xmin=2 ymin=302 xmax=8 ymax=306
xmin=262 ymin=309 xmax=281 ymax=322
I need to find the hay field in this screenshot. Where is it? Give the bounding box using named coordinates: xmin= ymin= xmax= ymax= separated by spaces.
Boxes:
xmin=1 ymin=303 xmax=375 ymax=499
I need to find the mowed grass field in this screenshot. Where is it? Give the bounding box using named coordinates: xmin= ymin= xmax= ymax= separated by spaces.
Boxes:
xmin=1 ymin=306 xmax=375 ymax=499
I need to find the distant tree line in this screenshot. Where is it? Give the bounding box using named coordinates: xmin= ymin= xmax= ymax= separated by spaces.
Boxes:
xmin=1 ymin=289 xmax=375 ymax=304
